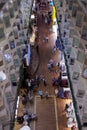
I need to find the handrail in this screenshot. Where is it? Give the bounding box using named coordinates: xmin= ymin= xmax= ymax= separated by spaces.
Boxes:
xmin=10 ymin=0 xmax=34 ymax=129
xmin=53 ymin=0 xmax=82 ymax=130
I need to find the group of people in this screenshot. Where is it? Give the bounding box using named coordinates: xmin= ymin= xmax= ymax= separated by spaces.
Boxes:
xmin=64 ymin=102 xmax=77 ymax=130
xmin=47 ymin=59 xmax=59 ymax=73
xmin=17 ymin=110 xmax=37 ymax=125
xmin=41 ymin=12 xmax=52 ymax=25
xmin=38 ymin=90 xmax=49 ymax=99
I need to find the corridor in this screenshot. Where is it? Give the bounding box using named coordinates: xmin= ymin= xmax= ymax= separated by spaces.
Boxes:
xmin=14 ymin=1 xmax=77 ymax=130
xmin=32 ymin=3 xmax=72 ymax=130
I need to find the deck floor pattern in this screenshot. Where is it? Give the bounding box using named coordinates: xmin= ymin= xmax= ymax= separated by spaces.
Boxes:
xmin=35 ymin=96 xmax=57 ymax=130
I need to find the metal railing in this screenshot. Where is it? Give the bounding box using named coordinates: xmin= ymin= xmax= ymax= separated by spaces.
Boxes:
xmin=53 ymin=0 xmax=82 ymax=129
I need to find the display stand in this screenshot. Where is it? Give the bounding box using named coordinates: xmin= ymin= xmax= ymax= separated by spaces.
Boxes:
xmin=65 ymin=102 xmax=78 ymax=128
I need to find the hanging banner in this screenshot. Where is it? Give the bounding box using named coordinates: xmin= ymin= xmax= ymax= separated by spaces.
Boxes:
xmin=28 ymin=44 xmax=31 ymax=65
xmin=52 ymin=6 xmax=56 ymax=24
xmin=56 ymin=38 xmax=63 ymax=51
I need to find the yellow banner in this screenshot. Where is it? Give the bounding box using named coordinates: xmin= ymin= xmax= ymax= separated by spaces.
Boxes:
xmin=52 ymin=6 xmax=56 ymax=19
xmin=52 ymin=6 xmax=56 ymax=24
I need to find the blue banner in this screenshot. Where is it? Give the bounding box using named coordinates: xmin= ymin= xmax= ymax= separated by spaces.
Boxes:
xmin=28 ymin=44 xmax=31 ymax=64
xmin=56 ymin=39 xmax=63 ymax=51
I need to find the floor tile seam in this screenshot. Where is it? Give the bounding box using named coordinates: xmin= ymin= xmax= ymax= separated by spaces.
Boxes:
xmin=34 ymin=96 xmax=59 ymax=130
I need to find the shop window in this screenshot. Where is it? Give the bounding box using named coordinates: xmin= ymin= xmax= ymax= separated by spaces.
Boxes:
xmin=0 ymin=60 xmax=3 ymax=66
xmin=64 ymin=38 xmax=69 ymax=45
xmin=9 ymin=7 xmax=14 ymax=18
xmin=82 ymin=114 xmax=87 ymax=126
xmin=5 ymin=91 xmax=14 ymax=102
xmin=16 ymin=41 xmax=21 ymax=46
xmin=77 ymin=89 xmax=85 ymax=98
xmin=69 ymin=0 xmax=73 ymax=10
xmin=72 ymin=5 xmax=77 ymax=17
xmin=19 ymin=31 xmax=25 ymax=37
xmin=3 ymin=16 xmax=11 ymax=28
xmin=64 ymin=13 xmax=68 ymax=22
xmin=4 ymin=44 xmax=9 ymax=50
xmin=70 ymin=29 xmax=75 ymax=37
xmin=4 ymin=53 xmax=11 ymax=64
xmin=73 ymin=37 xmax=79 ymax=48
xmin=16 ymin=39 xmax=24 ymax=46
xmin=81 ymin=26 xmax=87 ymax=40
xmin=23 ymin=19 xmax=28 ymax=28
xmin=77 ymin=50 xmax=85 ymax=63
xmin=0 ymin=27 xmax=5 ymax=40
xmin=72 ymin=72 xmax=79 ymax=80
xmin=13 ymin=1 xmax=18 ymax=11
xmin=10 ymin=65 xmax=14 ymax=70
xmin=17 ymin=23 xmax=20 ymax=30
xmin=9 ymin=31 xmax=13 ymax=37
xmin=76 ymin=13 xmax=83 ymax=27
xmin=63 ymin=23 xmax=69 ymax=29
xmin=9 ymin=40 xmax=15 ymax=49
xmin=68 ymin=20 xmax=73 ymax=27
xmin=65 ymin=47 xmax=72 ymax=56
xmin=13 ymin=51 xmax=17 ymax=56
xmin=19 ymin=38 xmax=24 ymax=43
xmin=17 ymin=48 xmax=22 ymax=58
xmin=13 ymin=26 xmax=18 ymax=39
xmin=10 ymin=74 xmax=16 ymax=82
xmin=13 ymin=59 xmax=19 ymax=68
xmin=69 ymin=58 xmax=75 ymax=65
xmin=79 ymin=42 xmax=84 ymax=50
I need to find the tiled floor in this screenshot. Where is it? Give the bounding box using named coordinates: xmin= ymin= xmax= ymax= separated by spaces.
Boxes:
xmin=35 ymin=96 xmax=57 ymax=130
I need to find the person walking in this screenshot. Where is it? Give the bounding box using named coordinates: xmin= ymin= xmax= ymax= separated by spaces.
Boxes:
xmin=45 ymin=91 xmax=49 ymax=99
xmin=36 ymin=44 xmax=39 ymax=54
xmin=38 ymin=90 xmax=43 ymax=99
xmin=49 ymin=59 xmax=54 ymax=68
xmin=47 ymin=63 xmax=51 ymax=72
xmin=45 ymin=36 xmax=49 ymax=42
xmin=42 ymin=77 xmax=47 ymax=86
xmin=52 ymin=46 xmax=57 ymax=54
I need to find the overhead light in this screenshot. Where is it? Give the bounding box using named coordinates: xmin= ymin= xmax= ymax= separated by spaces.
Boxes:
xmin=0 ymin=71 xmax=6 ymax=81
xmin=31 ymin=14 xmax=35 ymax=19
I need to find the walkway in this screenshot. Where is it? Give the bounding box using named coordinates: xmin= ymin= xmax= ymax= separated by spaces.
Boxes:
xmin=14 ymin=1 xmax=78 ymax=130
xmin=32 ymin=4 xmax=72 ymax=130
xmin=35 ymin=96 xmax=57 ymax=130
